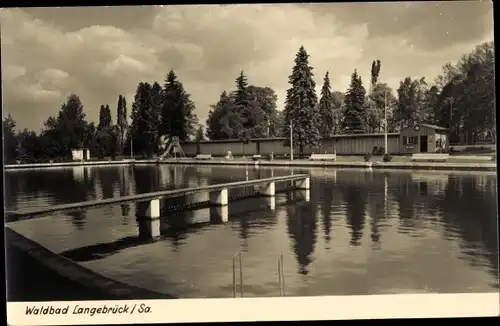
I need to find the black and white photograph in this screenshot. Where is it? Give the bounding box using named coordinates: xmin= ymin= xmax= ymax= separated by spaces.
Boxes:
xmin=3 ymin=1 xmax=499 ymax=324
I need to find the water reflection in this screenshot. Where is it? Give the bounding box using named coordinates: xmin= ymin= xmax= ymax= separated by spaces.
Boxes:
xmin=342 ymin=184 xmax=368 ymax=247
xmin=287 ymin=203 xmax=317 ymax=275
xmin=67 ymin=211 xmax=87 ymax=230
xmin=119 ymin=167 xmax=132 ymax=223
xmin=209 ymin=206 xmax=229 ymax=224
xmin=138 ymin=218 xmax=161 ymax=239
xmin=59 ymin=193 xmax=308 ymax=263
xmin=267 ymin=196 xmax=276 ymax=211
xmin=5 ymin=165 xmax=499 ymax=295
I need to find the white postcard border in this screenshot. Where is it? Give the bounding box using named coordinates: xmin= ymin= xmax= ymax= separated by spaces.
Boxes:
xmin=7 ymin=293 xmax=500 ymax=325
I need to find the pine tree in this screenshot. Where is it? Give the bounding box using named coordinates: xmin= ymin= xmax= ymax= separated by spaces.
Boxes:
xmin=149 ymin=82 xmax=163 ymax=153
xmin=179 ymin=85 xmax=198 ymax=140
xmin=232 ymin=71 xmax=251 ymax=131
xmin=282 ymin=45 xmax=320 ymax=155
xmin=331 ymin=91 xmax=345 ymax=135
xmin=160 ymin=69 xmax=198 ymax=141
xmin=206 ymin=91 xmax=235 ymax=140
xmin=343 ymin=69 xmax=367 ymax=134
xmin=160 ymin=70 xmax=177 ymax=138
xmin=233 ymin=71 xmax=250 ymax=109
xmin=318 ymin=72 xmax=335 ymax=138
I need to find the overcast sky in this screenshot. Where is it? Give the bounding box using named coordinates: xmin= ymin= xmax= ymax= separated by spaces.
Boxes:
xmin=1 ymin=2 xmax=494 ymax=131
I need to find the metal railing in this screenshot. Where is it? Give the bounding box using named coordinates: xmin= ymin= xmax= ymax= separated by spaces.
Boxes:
xmin=232 ymin=251 xmax=286 ymax=298
xmin=277 ymin=253 xmax=285 ymax=296
xmin=232 ymin=251 xmax=243 ymax=297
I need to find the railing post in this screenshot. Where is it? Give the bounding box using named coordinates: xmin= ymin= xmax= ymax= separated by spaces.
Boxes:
xmin=209 ymin=188 xmax=229 ymax=206
xmin=281 ymin=253 xmax=285 ymax=296
xmin=136 ymin=199 xmax=161 ymax=219
xmin=294 ymin=177 xmax=310 ymax=190
xmin=258 ymin=182 xmax=275 ymax=197
xmin=278 ymin=256 xmax=282 ymax=296
xmin=239 ymin=251 xmax=243 ymax=297
xmin=233 ymin=254 xmax=236 ymax=298
xmin=136 ymin=199 xmax=161 ymax=239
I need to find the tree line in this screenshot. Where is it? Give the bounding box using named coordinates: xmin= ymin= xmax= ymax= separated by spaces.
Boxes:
xmin=205 ymin=41 xmax=494 ymax=156
xmin=3 ymin=69 xmax=198 ymax=163
xmin=3 ymin=41 xmax=494 ymax=162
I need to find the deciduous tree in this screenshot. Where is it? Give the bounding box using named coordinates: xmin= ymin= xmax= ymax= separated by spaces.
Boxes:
xmin=130 ymin=82 xmax=156 ymax=157
xmin=116 ymin=95 xmax=128 ymax=155
xmin=98 ymin=104 xmax=112 ymax=130
xmin=2 ymin=114 xmax=17 ymax=163
xmin=395 ymin=77 xmax=428 ymax=130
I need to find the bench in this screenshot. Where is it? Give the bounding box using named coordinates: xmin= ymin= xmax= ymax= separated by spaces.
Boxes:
xmin=450 ymin=155 xmax=494 ymax=161
xmin=411 ymin=153 xmax=449 ymax=162
xmin=195 ymin=154 xmax=212 ymax=160
xmin=252 ymin=155 xmax=263 ymax=161
xmin=309 ymin=154 xmax=336 ymax=161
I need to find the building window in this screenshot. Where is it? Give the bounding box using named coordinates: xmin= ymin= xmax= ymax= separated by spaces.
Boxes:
xmin=406 ymin=136 xmax=417 ymax=145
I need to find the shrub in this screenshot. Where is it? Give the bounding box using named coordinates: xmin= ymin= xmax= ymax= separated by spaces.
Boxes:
xmin=383 ymin=154 xmax=392 ymax=162
xmin=364 ymin=153 xmax=372 ymax=162
xmin=372 ymin=146 xmax=385 ymax=155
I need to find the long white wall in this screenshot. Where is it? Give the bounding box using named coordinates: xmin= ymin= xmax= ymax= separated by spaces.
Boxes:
xmin=181 ymin=134 xmax=401 ymax=157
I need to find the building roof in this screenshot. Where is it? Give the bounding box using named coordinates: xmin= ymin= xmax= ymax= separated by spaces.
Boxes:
xmin=419 ymin=123 xmax=449 ymax=131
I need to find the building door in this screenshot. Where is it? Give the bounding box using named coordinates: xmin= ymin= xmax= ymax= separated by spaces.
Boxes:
xmin=420 ymin=135 xmax=428 ymax=152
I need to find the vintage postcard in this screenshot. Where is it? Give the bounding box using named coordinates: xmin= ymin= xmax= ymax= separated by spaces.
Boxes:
xmin=2 ymin=2 xmax=498 ymax=325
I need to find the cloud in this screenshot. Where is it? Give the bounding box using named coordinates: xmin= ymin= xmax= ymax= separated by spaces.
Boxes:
xmin=3 ymin=65 xmax=27 ymax=82
xmin=38 ymin=68 xmax=69 ymax=81
xmin=1 ymin=3 xmax=494 ymax=132
xmin=103 ymin=55 xmax=150 ymax=77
